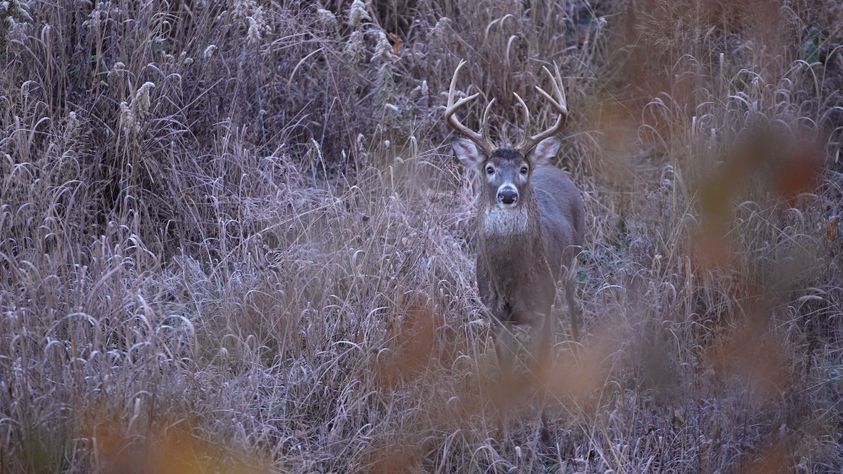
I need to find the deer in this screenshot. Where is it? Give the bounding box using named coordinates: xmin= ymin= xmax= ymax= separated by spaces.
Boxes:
xmin=445 ymin=60 xmax=586 ymax=375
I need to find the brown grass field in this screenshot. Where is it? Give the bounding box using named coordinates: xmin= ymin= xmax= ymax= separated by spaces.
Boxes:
xmin=1 ymin=0 xmax=842 ymax=472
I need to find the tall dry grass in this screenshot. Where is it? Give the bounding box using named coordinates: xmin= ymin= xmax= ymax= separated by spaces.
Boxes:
xmin=1 ymin=0 xmax=841 ymax=472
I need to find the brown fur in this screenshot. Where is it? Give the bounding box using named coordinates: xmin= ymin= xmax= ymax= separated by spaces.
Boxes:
xmin=453 ymin=140 xmax=586 ymax=361
xmin=477 ymin=161 xmax=584 ymax=328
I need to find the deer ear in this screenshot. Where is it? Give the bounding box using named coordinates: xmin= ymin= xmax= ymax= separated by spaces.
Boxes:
xmin=530 ymin=137 xmax=561 ymax=166
xmin=451 ymin=138 xmax=485 ymax=168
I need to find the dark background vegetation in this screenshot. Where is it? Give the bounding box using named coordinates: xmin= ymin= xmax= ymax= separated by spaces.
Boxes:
xmin=1 ymin=0 xmax=841 ymax=471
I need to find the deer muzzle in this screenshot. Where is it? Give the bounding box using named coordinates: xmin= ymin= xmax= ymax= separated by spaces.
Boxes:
xmin=497 ymin=185 xmax=519 ymax=206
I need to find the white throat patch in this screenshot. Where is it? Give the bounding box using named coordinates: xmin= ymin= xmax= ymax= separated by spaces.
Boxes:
xmin=483 ymin=205 xmax=529 ymax=236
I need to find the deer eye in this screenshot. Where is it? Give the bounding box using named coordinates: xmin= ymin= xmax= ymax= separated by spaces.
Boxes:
xmin=485 ymin=166 xmax=495 ymax=175
xmin=520 ymin=166 xmax=529 ymax=175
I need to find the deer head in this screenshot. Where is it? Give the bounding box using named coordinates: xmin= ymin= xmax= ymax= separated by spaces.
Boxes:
xmin=446 ymin=60 xmax=569 ymax=209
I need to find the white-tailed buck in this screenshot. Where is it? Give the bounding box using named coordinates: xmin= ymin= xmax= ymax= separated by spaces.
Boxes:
xmin=446 ymin=60 xmax=585 ymax=369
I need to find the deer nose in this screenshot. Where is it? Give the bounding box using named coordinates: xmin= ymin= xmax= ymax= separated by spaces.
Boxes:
xmin=497 ymin=188 xmax=518 ymax=205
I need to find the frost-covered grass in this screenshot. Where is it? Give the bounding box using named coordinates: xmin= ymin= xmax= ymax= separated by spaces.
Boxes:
xmin=1 ymin=0 xmax=841 ymax=472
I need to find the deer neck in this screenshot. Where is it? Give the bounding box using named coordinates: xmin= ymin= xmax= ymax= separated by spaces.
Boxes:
xmin=477 ymin=195 xmax=550 ymax=314
xmin=479 ymin=194 xmax=543 ymax=259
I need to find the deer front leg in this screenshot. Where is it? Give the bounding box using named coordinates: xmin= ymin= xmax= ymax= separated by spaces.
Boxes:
xmin=492 ymin=320 xmax=518 ymax=442
xmin=565 ymin=278 xmax=581 ymax=342
xmin=494 ymin=321 xmax=517 ymax=377
xmin=530 ymin=306 xmax=555 ymax=444
xmin=530 ymin=305 xmax=555 ymax=368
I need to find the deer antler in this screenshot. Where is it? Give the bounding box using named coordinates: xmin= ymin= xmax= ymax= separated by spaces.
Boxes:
xmin=516 ymin=64 xmax=568 ymax=155
xmin=445 ymin=60 xmax=495 ymax=156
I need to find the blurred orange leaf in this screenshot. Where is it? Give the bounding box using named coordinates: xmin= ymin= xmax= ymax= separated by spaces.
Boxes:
xmin=388 ymin=33 xmax=403 ymax=56
xmin=773 ymin=145 xmax=823 ymax=202
xmin=375 ymin=297 xmax=444 ymax=389
xmin=826 ymin=217 xmax=838 ymax=241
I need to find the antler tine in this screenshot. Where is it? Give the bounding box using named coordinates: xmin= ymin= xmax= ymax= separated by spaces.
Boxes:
xmin=481 ymin=97 xmax=496 ymax=148
xmin=537 ymin=65 xmax=568 ymax=113
xmin=518 ymin=63 xmax=568 ymax=155
xmin=512 ymin=91 xmax=531 ymax=139
xmin=445 ymin=60 xmax=495 ymax=156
